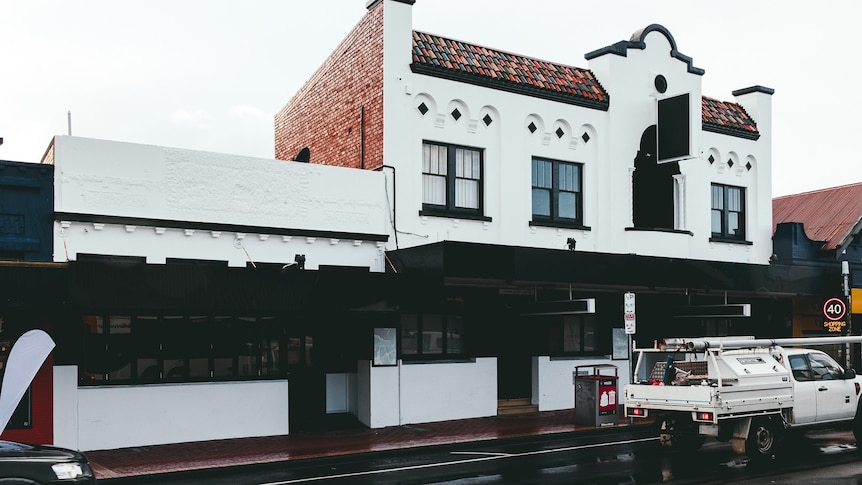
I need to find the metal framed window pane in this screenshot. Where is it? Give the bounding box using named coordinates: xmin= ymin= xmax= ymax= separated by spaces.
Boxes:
xmin=559 ymin=163 xmax=575 ymax=192
xmin=236 ymin=317 xmax=259 ymax=377
xmin=422 ymin=315 xmax=443 ymax=354
xmin=558 ymin=191 xmax=577 ymax=219
xmin=711 ymin=209 xmax=723 ymax=234
xmin=562 ymin=316 xmax=581 ymax=352
xmin=727 ymin=187 xmax=741 ymax=211
xmin=455 ymin=178 xmax=479 ymax=209
xmin=447 ymin=316 xmax=463 ymax=354
xmin=400 ymin=315 xmax=419 ymax=355
xmin=425 ymin=143 xmax=446 ymax=175
xmin=423 ymin=174 xmax=446 ymax=205
xmin=728 ymin=212 xmax=740 ymax=236
xmin=455 ymin=148 xmax=480 ymax=179
xmin=583 ymin=316 xmax=597 ymax=352
xmin=532 ymin=187 xmax=551 ymax=216
xmin=711 ymin=185 xmax=723 ymax=210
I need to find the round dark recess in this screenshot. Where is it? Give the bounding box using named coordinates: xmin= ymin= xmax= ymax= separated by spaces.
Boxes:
xmin=654 ymin=74 xmax=668 ymax=94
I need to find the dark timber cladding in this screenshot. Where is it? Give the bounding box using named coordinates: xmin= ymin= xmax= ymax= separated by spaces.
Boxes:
xmin=67 ymin=260 xmax=394 ymax=313
xmin=385 ymin=241 xmax=835 ymax=296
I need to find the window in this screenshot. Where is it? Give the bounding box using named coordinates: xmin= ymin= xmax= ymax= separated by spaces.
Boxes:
xmin=422 ymin=141 xmax=484 ymax=217
xmin=400 ymin=313 xmax=465 ymax=358
xmin=711 ymin=184 xmax=745 ymax=240
xmin=80 ymin=314 xmax=292 ymax=385
xmin=548 ymin=315 xmax=597 ymax=354
xmin=531 ymin=157 xmax=583 ymax=226
xmin=808 ymin=352 xmax=845 ymax=380
xmin=789 ymin=355 xmax=812 ymax=381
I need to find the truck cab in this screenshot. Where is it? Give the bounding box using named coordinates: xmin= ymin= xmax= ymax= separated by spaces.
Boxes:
xmin=782 ymin=347 xmax=861 ymax=424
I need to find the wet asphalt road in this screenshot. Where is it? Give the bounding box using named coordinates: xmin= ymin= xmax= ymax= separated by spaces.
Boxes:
xmin=102 ymin=426 xmax=862 ymax=484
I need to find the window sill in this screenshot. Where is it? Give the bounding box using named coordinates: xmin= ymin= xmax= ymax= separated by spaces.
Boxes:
xmin=419 ymin=209 xmax=492 ymax=222
xmin=549 ymin=353 xmax=606 ymax=361
xmin=400 ymin=357 xmax=476 ymax=365
xmin=624 ymin=227 xmax=694 ymax=236
xmin=529 ymin=220 xmax=591 ymax=231
xmin=709 ymin=237 xmax=752 ymax=245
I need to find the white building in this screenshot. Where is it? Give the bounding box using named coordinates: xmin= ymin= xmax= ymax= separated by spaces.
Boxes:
xmin=33 ymin=1 xmax=785 ymax=452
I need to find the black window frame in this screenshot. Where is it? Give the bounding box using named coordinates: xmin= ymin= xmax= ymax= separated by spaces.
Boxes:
xmin=710 ymin=183 xmax=746 ymax=242
xmin=399 ymin=313 xmax=466 ymax=360
xmin=420 ymin=140 xmax=488 ymax=221
xmin=547 ymin=314 xmax=600 ymax=356
xmin=530 ymin=156 xmax=585 ymax=229
xmin=79 ymin=314 xmax=292 ymax=386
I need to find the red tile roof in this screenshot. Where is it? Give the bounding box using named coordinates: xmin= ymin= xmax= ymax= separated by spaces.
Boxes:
xmin=701 ymin=96 xmax=759 ymax=138
xmin=412 ymin=31 xmax=608 ymax=109
xmin=411 ymin=31 xmax=759 ymax=138
xmin=773 ymin=182 xmax=862 ymax=251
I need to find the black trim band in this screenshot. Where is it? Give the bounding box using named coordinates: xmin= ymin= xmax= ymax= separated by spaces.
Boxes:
xmin=732 ymin=85 xmax=775 ymax=96
xmin=625 ymin=227 xmax=694 ymax=236
xmin=529 ymin=220 xmax=591 ymax=231
xmin=702 ymin=123 xmax=761 ymax=140
xmin=709 ymin=237 xmax=753 ymax=246
xmin=585 ymin=24 xmax=705 ymax=76
xmin=419 ymin=209 xmax=492 ymax=223
xmin=55 ymin=212 xmax=390 ymax=243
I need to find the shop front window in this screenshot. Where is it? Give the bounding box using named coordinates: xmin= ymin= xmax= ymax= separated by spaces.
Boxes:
xmin=80 ymin=314 xmax=296 ymax=385
xmin=399 ymin=313 xmax=466 ymax=359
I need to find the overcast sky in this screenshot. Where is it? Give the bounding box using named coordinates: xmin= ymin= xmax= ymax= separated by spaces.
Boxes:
xmin=0 ymin=0 xmax=857 ymax=197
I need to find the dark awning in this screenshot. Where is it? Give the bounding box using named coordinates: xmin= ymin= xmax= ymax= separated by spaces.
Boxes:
xmin=68 ymin=260 xmax=395 ymax=313
xmin=386 ymin=241 xmax=838 ymax=297
xmin=0 ymin=262 xmax=67 ymax=310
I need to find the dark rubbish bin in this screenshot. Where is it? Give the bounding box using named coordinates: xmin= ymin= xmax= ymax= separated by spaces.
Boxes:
xmin=574 ymin=364 xmax=618 ymax=426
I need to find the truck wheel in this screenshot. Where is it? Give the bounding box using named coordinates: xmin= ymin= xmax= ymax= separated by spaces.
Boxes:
xmin=658 ymin=416 xmax=704 ymax=451
xmin=746 ymin=417 xmax=782 ymax=459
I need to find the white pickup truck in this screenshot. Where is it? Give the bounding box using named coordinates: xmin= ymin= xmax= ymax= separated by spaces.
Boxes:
xmin=624 ymin=336 xmax=862 ymax=459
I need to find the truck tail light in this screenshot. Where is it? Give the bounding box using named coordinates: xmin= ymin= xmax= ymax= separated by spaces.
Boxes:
xmin=694 ymin=411 xmax=714 ymax=422
xmin=628 ymin=407 xmax=647 ymax=418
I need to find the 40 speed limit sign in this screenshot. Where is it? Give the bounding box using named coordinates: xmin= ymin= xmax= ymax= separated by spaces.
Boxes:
xmin=823 ymin=297 xmax=847 ymax=321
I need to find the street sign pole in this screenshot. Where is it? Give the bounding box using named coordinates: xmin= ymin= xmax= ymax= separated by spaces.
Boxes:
xmin=624 ymin=292 xmax=635 ymax=383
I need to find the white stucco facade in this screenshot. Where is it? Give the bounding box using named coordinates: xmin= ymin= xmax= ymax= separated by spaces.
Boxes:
xmin=380 ymin=2 xmax=772 ymax=265
xmin=48 ymin=136 xmax=390 ymax=270
xmin=53 ymin=366 xmax=289 ymax=451
xmin=38 ymin=2 xmax=776 ymax=451
xmin=356 ymin=358 xmax=497 ymax=428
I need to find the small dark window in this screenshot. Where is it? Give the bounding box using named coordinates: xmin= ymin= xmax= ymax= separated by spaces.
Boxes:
xmin=548 ymin=315 xmax=597 ymax=355
xmin=711 ymin=184 xmax=745 ymax=240
xmin=400 ymin=314 xmax=465 ymax=359
xmin=531 ymin=157 xmax=583 ymax=225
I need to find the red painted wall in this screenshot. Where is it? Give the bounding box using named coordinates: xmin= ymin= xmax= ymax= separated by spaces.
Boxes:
xmin=0 ymin=355 xmax=54 ymax=445
xmin=274 ymin=3 xmax=384 ymax=170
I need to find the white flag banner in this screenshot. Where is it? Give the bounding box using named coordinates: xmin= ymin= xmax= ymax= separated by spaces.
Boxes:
xmin=0 ymin=329 xmax=55 ymax=434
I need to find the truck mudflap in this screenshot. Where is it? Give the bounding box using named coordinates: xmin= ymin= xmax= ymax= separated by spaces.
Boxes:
xmin=657 ymin=414 xmax=705 ymax=451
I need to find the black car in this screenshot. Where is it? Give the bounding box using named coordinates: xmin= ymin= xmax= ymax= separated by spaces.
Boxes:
xmin=0 ymin=440 xmax=96 ymax=484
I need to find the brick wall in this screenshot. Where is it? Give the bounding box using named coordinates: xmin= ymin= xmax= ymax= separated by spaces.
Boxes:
xmin=274 ymin=4 xmax=384 ymax=170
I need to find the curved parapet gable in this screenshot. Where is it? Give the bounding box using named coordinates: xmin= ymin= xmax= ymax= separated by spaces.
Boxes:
xmin=585 ymin=23 xmax=705 ymax=75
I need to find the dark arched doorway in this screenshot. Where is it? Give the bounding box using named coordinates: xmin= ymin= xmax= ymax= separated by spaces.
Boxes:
xmin=632 ymin=125 xmax=680 ymax=229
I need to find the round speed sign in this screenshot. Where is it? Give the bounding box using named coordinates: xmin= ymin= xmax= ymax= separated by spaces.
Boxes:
xmin=823 ymin=297 xmax=847 ymax=321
